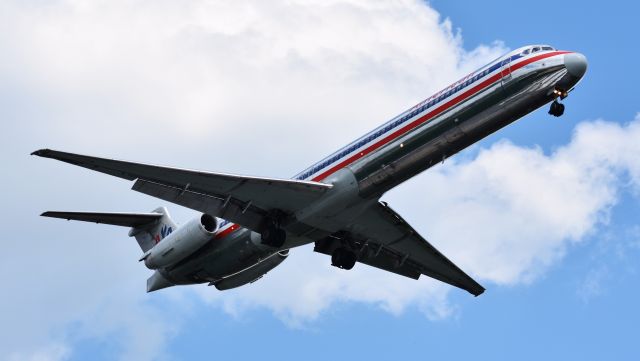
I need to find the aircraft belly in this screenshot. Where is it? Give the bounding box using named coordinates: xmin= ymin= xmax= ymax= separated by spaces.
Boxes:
xmin=162 ymin=228 xmax=280 ymax=285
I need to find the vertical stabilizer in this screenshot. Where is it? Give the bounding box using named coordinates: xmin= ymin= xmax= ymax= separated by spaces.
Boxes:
xmin=128 ymin=207 xmax=177 ymax=252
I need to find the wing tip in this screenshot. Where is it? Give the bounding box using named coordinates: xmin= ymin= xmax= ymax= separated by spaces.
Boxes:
xmin=31 ymin=148 xmax=52 ymax=157
xmin=471 ymin=287 xmax=486 ymax=297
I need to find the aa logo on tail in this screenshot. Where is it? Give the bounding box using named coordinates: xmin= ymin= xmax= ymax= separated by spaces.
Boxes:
xmin=154 ymin=224 xmax=174 ymax=244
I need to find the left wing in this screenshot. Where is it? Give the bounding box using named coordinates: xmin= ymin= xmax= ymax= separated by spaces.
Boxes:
xmin=315 ymin=201 xmax=485 ymax=296
xmin=41 ymin=211 xmax=163 ymax=227
xmin=32 ymin=149 xmax=332 ymax=233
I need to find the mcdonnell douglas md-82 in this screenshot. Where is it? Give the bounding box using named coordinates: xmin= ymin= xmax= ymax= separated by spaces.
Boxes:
xmin=33 ymin=45 xmax=587 ymax=296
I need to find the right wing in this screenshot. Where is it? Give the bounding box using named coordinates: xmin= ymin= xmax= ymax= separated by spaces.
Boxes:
xmin=315 ymin=201 xmax=485 ymax=296
xmin=32 ymin=149 xmax=332 ymax=233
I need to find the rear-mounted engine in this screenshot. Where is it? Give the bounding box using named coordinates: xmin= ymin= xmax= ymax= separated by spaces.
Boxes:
xmin=143 ymin=214 xmax=218 ymax=269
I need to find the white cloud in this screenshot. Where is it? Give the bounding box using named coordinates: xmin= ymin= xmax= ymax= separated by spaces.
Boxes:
xmin=1 ymin=0 xmax=507 ymax=358
xmin=0 ymin=0 xmax=507 ymax=172
xmin=8 ymin=343 xmax=70 ymax=361
xmin=4 ymin=0 xmax=638 ymax=358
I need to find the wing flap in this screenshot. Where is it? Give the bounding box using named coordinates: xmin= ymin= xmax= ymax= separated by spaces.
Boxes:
xmin=314 ymin=237 xmax=420 ymax=279
xmin=41 ymin=211 xmax=162 ymax=227
xmin=132 ymin=179 xmax=266 ymax=232
xmin=343 ymin=202 xmax=485 ymax=296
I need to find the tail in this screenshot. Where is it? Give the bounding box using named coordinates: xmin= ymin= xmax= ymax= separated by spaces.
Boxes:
xmin=41 ymin=206 xmax=177 ymax=253
xmin=128 ymin=207 xmax=177 ymax=252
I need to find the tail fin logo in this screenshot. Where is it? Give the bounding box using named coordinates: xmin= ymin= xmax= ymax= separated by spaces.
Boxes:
xmin=161 ymin=224 xmax=173 ymax=238
xmin=154 ymin=224 xmax=174 ymax=244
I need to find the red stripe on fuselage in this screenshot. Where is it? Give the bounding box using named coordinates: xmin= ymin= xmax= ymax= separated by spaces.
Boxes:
xmin=214 ymin=223 xmax=240 ymax=239
xmin=215 ymin=51 xmax=570 ymax=239
xmin=312 ymin=51 xmax=570 ymax=182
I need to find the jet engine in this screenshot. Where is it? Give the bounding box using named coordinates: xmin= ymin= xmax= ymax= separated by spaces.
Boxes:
xmin=214 ymin=250 xmax=289 ymax=290
xmin=143 ymin=214 xmax=218 ymax=269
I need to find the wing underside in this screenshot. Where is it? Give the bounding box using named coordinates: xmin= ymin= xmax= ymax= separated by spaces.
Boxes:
xmin=315 ymin=202 xmax=485 ymax=296
xmin=32 ymin=149 xmax=332 ymax=233
xmin=41 ymin=211 xmax=163 ymax=227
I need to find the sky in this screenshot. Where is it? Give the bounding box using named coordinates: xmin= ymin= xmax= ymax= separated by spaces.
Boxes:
xmin=1 ymin=0 xmax=639 ymax=360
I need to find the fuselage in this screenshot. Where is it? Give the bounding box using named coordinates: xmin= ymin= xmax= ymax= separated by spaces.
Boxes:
xmin=163 ymin=45 xmax=588 ymax=286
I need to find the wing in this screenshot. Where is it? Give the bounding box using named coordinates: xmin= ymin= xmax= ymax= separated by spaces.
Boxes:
xmin=32 ymin=149 xmax=332 ymax=232
xmin=314 ymin=201 xmax=484 ymax=296
xmin=41 ymin=211 xmax=163 ymax=227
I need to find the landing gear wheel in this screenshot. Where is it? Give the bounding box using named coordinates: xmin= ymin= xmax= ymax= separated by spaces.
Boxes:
xmin=549 ymin=100 xmax=565 ymax=117
xmin=261 ymin=227 xmax=286 ymax=247
xmin=331 ymin=247 xmax=357 ymax=270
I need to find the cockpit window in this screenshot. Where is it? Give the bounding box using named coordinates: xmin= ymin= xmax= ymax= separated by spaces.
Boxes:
xmin=522 ymin=48 xmax=531 ymax=55
xmin=542 ymin=46 xmax=554 ymax=51
xmin=532 ymin=47 xmax=541 ymax=53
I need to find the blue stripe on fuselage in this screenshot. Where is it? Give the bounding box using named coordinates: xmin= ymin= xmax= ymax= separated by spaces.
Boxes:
xmin=293 ymin=52 xmax=525 ymax=181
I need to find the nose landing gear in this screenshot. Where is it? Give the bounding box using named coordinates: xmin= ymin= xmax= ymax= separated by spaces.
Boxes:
xmin=549 ymin=100 xmax=565 ymax=117
xmin=549 ymin=88 xmax=567 ymax=117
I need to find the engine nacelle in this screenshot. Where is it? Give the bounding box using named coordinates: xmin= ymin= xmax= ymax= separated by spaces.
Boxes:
xmin=214 ymin=250 xmax=289 ymax=290
xmin=143 ymin=214 xmax=218 ymax=269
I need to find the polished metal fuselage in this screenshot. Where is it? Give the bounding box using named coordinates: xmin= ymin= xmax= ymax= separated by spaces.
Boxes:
xmin=353 ymin=64 xmax=568 ymax=198
xmin=164 ymin=49 xmax=580 ymax=286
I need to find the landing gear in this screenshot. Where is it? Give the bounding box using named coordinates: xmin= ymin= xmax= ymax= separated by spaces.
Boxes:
xmin=549 ymin=99 xmax=565 ymax=117
xmin=331 ymin=247 xmax=357 ymax=270
xmin=261 ymin=226 xmax=286 ymax=247
xmin=260 ymin=212 xmax=287 ymax=248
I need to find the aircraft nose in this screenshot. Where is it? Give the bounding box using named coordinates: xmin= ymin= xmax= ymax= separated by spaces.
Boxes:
xmin=564 ymin=52 xmax=588 ymax=79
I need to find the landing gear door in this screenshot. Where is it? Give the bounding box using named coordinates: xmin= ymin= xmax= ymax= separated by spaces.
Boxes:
xmin=500 ymin=57 xmax=512 ymax=89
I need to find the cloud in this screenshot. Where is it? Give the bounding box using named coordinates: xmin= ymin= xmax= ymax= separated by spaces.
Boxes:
xmin=1 ymin=0 xmax=508 ymax=358
xmin=0 ymin=0 xmax=507 ymax=170
xmin=5 ymin=0 xmax=638 ymax=357
xmin=8 ymin=343 xmax=70 ymax=361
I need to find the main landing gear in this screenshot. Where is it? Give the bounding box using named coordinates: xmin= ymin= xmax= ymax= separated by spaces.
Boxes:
xmin=261 ymin=214 xmax=287 ymax=247
xmin=331 ymin=247 xmax=357 ymax=270
xmin=261 ymin=226 xmax=286 ymax=247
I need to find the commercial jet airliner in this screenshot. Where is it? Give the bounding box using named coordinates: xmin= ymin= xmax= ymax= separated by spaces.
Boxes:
xmin=33 ymin=45 xmax=587 ymax=296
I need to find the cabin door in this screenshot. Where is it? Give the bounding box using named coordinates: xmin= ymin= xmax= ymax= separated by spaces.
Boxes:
xmin=500 ymin=57 xmax=512 ymax=89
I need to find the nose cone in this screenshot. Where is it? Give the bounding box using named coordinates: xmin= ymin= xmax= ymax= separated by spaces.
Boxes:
xmin=564 ymin=52 xmax=588 ymax=79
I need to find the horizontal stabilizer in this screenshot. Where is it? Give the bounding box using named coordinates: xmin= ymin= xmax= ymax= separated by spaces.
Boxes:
xmin=41 ymin=211 xmax=163 ymax=227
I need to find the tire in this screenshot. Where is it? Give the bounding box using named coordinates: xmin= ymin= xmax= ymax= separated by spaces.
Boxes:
xmin=331 ymin=247 xmax=357 ymax=270
xmin=557 ymin=103 xmax=565 ymax=116
xmin=342 ymin=251 xmax=357 ymax=270
xmin=549 ymin=101 xmax=563 ymax=117
xmin=261 ymin=227 xmax=286 ymax=247
xmin=272 ymin=228 xmax=286 ymax=248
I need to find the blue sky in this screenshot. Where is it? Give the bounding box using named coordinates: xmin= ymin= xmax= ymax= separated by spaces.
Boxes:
xmin=2 ymin=1 xmax=639 ymax=360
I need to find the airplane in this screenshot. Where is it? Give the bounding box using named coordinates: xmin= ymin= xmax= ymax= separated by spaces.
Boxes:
xmin=32 ymin=45 xmax=587 ymax=296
